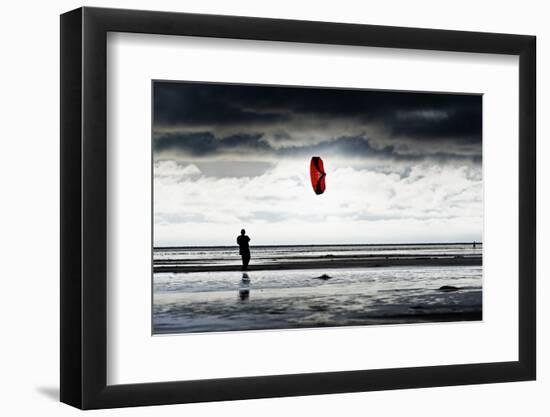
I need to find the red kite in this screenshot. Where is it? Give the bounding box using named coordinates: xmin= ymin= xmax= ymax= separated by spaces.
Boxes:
xmin=310 ymin=156 xmax=326 ymax=195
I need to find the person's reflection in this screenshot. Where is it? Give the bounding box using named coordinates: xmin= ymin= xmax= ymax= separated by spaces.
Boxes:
xmin=238 ymin=273 xmax=251 ymax=302
xmin=239 ymin=289 xmax=250 ymax=301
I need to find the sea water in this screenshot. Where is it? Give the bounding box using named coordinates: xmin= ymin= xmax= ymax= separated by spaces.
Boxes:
xmin=153 ymin=243 xmax=482 ymax=268
xmin=153 ymin=244 xmax=482 ymax=334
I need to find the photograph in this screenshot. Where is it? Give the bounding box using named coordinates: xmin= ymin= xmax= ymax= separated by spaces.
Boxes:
xmin=152 ymin=81 xmax=483 ymax=334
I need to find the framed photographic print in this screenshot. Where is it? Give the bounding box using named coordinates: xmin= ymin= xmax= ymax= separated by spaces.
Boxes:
xmin=60 ymin=6 xmax=536 ymax=409
xmin=151 ymin=81 xmax=485 ymax=334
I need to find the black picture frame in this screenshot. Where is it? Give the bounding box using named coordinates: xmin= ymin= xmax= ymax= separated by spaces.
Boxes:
xmin=60 ymin=6 xmax=536 ymax=410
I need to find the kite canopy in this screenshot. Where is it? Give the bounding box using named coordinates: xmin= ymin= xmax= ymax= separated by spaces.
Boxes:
xmin=310 ymin=156 xmax=326 ymax=195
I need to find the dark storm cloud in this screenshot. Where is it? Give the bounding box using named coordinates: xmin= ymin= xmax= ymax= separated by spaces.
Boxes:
xmin=280 ymin=135 xmax=482 ymax=164
xmin=154 ymin=82 xmax=289 ymax=125
xmin=153 ymin=81 xmax=482 ymax=159
xmin=279 ymin=135 xmax=395 ymax=158
xmin=155 ymin=131 xmax=271 ymax=156
xmin=154 ymin=131 xmax=480 ymax=164
xmin=389 ymin=107 xmax=481 ymax=142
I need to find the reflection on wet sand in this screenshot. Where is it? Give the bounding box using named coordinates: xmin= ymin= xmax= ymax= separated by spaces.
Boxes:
xmin=239 ymin=273 xmax=250 ymax=302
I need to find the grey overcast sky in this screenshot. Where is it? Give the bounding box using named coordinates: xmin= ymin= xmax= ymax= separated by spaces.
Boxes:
xmin=153 ymin=81 xmax=482 ymax=247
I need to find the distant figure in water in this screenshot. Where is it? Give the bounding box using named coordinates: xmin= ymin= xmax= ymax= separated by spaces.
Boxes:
xmin=237 ymin=229 xmax=251 ymax=270
xmin=473 ymin=241 xmax=477 ymax=249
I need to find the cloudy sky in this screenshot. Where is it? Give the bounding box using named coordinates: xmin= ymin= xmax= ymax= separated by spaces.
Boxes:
xmin=153 ymin=81 xmax=482 ymax=247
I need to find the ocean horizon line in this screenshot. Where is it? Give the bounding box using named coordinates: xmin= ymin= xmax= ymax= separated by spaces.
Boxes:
xmin=154 ymin=241 xmax=483 ymax=250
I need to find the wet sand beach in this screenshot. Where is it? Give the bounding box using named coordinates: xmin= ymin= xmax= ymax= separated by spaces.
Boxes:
xmin=153 ymin=244 xmax=482 ymax=334
xmin=153 ymin=269 xmax=482 ymax=334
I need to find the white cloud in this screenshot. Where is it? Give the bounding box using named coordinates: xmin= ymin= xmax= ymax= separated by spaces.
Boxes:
xmin=154 ymin=159 xmax=482 ymax=246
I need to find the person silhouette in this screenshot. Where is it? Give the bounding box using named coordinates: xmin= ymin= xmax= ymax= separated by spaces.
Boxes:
xmin=236 ymin=229 xmax=251 ymax=270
